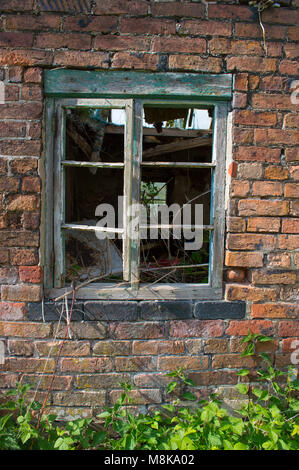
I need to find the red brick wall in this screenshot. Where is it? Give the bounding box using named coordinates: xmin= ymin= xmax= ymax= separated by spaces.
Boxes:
xmin=0 ymin=0 xmax=298 ymax=418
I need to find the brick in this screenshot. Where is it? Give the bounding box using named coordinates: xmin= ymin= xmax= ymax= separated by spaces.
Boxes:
xmin=54 ymin=51 xmax=109 ymax=68
xmin=0 ymin=140 xmax=40 ymax=156
xmin=169 ymin=55 xmax=222 ymax=73
xmin=10 ymin=248 xmax=38 ymax=265
xmin=7 ymin=339 xmax=33 ymax=356
xmin=0 ymin=302 xmax=26 ymax=320
xmin=133 ymin=373 xmax=172 ymax=388
xmin=225 ymin=251 xmax=264 ymax=267
xmin=93 ymin=341 xmax=131 ymax=356
xmin=251 ymin=303 xmax=298 ymax=319
xmin=5 ymin=194 xmax=40 ymax=212
xmin=285 ymin=148 xmax=299 ymax=162
xmin=212 ymin=354 xmax=259 ymax=369
xmin=94 ymin=35 xmax=151 ymax=52
xmin=27 ymin=301 xmax=83 ymax=322
xmin=226 ymin=319 xmax=275 ymax=336
xmin=260 ymin=76 xmax=286 ymax=92
xmin=0 ymin=249 xmax=9 ymax=264
xmin=1 ymin=284 xmax=42 ymax=302
xmin=0 ymin=0 xmax=34 ymax=11
xmin=0 ymin=266 xmax=18 ymax=283
xmin=262 ymin=7 xmax=299 ymax=25
xmin=76 ymin=373 xmax=131 ymax=390
xmin=84 ymin=301 xmax=137 ymax=321
xmin=208 ymin=4 xmax=254 ymax=21
xmin=264 ymin=166 xmax=289 ymax=180
xmin=238 ymin=199 xmax=289 ymax=216
xmin=290 ymin=201 xmax=299 ymax=216
xmin=18 ymin=266 xmax=42 ymax=283
xmin=140 ymin=301 xmax=192 ymax=320
xmin=237 ymin=162 xmax=263 ymax=179
xmin=211 ymin=38 xmax=263 ymax=56
xmin=94 ymin=0 xmax=148 ymax=15
xmin=179 ymin=20 xmax=232 ymax=37
xmin=278 ymin=234 xmax=299 ymax=250
xmin=110 ymin=322 xmax=165 ymax=339
xmin=195 ymin=301 xmax=246 ymax=319
xmin=36 ymin=33 xmax=91 ymax=50
xmin=226 ymin=56 xmax=276 ymax=73
xmin=279 ymin=60 xmax=299 ymax=75
xmin=232 ymin=92 xmax=247 ymax=109
xmin=230 ymin=337 xmax=278 ymax=354
xmin=21 ymin=84 xmax=43 ymax=101
xmin=267 ymin=252 xmax=291 ymax=268
xmin=53 ymin=391 xmax=105 ymax=407
xmin=158 ymin=355 xmax=209 ymax=371
xmin=247 ymin=217 xmax=280 ymax=233
xmin=278 ymin=321 xmax=299 ymax=337
xmin=284 ymin=44 xmax=299 ymax=59
xmin=0 ymin=321 xmax=51 ymax=338
xmin=234 ymin=146 xmax=281 ymax=163
xmin=252 ymin=181 xmax=283 ymax=197
xmin=227 ymin=216 xmax=246 ymax=232
xmin=63 ymin=15 xmax=118 ymax=33
xmin=0 ymin=176 xmax=19 ymax=192
xmin=234 ymin=110 xmax=277 ymax=127
xmin=0 ymin=122 xmax=26 ymax=138
xmin=252 ymin=93 xmax=297 ymax=111
xmin=6 ymin=14 xmax=61 ymax=31
xmin=189 ymin=370 xmax=237 ymax=386
xmin=7 ymin=66 xmax=23 ymax=83
xmin=152 ymin=2 xmax=205 ymax=17
xmin=288 ymin=26 xmax=299 ymax=41
xmin=9 ymin=157 xmax=38 ymax=175
xmin=285 ymin=183 xmax=299 ymax=198
xmin=290 ymin=166 xmax=299 ymax=180
xmin=281 ymin=338 xmax=299 ymax=353
xmin=170 ymin=320 xmax=224 ymax=338
xmin=109 ymin=389 xmax=161 ymax=406
xmin=152 ymin=36 xmax=206 ymax=54
xmin=185 ymin=339 xmax=203 ymax=355
xmin=0 ymin=49 xmax=53 ymax=67
xmin=35 ymin=340 xmax=90 ymax=357
xmin=226 ymin=268 xmax=246 ymax=283
xmin=255 ymin=129 xmax=299 ymax=146
xmin=0 ymin=374 xmax=19 ymax=388
xmin=112 ymin=52 xmax=159 ymax=70
xmin=234 ymin=129 xmax=253 ymax=146
xmin=60 ymin=357 xmax=113 ymax=373
xmin=115 ymin=356 xmax=156 ymax=372
xmin=230 ymin=180 xmax=250 ymax=197
xmin=234 ymin=22 xmax=285 ymax=40
xmin=23 ymin=67 xmax=42 ymax=84
xmin=22 ymin=374 xmax=73 ymax=391
xmin=227 ymin=233 xmax=276 ymax=250
xmin=21 ymin=176 xmax=41 ymax=193
xmin=27 ymin=122 xmax=41 ymax=139
xmin=282 ymin=218 xmax=299 ymax=233
xmin=121 ymin=18 xmax=175 ymax=35
xmin=225 ymin=284 xmax=277 ymax=302
xmin=252 ymin=270 xmax=296 ymax=285
xmin=0 ymin=32 xmax=33 ymax=47
xmin=0 ymin=103 xmax=42 ymax=120
xmin=204 ymin=339 xmax=228 ymax=354
xmin=234 ymin=73 xmax=248 ymax=92
xmin=3 ymin=358 xmax=55 ymax=373
xmin=55 ymin=322 xmax=107 ymax=340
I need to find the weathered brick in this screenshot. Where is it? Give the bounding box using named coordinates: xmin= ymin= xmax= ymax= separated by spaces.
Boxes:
xmin=5 ymin=194 xmax=40 ymax=212
xmin=208 ymin=4 xmax=254 ymax=21
xmin=0 ymin=122 xmax=26 ymax=138
xmin=226 ymin=56 xmax=277 ymax=73
xmin=231 ymin=180 xmax=250 ymax=197
xmin=35 ymin=340 xmax=90 ymax=357
xmin=204 ymin=339 xmax=229 ymax=354
xmin=279 ymin=60 xmax=299 ymax=75
xmin=21 ymin=84 xmax=42 ymax=101
xmin=0 ymin=32 xmax=33 ymax=47
xmin=238 ymin=199 xmax=289 ymax=216
xmin=260 ymin=76 xmax=286 ymax=92
xmin=1 ymin=284 xmax=42 ymax=302
xmin=36 ymin=33 xmax=91 ymax=50
xmin=226 ymin=268 xmax=246 ymax=283
xmin=6 ymin=14 xmax=61 ymax=30
xmin=132 ymin=340 xmax=184 ymax=355
xmin=252 ymin=181 xmax=283 ymax=197
xmin=21 ymin=176 xmax=41 ymax=193
xmin=285 ymin=183 xmax=299 ymax=198
xmin=251 ymin=303 xmax=298 ymax=318
xmin=289 ymin=166 xmax=299 ymax=180
xmin=226 ymin=320 xmax=275 ymax=336
xmin=54 ymin=51 xmax=109 ymax=68
xmin=0 ymin=302 xmax=26 ymax=320
xmin=234 ymin=146 xmax=281 ymax=162
xmin=22 ymin=374 xmax=73 ymax=390
xmin=76 ymin=374 xmax=131 ymax=390
xmin=121 ymin=17 xmax=175 ymax=35
xmin=282 ymin=218 xmax=299 ymax=233
xmin=278 ymin=321 xmax=299 ymax=337
xmin=285 ymin=148 xmax=299 ymax=162
xmin=152 ymin=36 xmax=206 ymax=54
xmin=247 ymin=217 xmax=280 ymax=233
xmin=115 ymin=356 xmax=156 ymax=372
xmin=225 ymin=284 xmax=278 ymax=302
xmin=84 ymin=301 xmax=137 ymax=321
xmin=225 ymin=251 xmax=264 ymax=267
xmin=188 ymin=370 xmax=237 ymax=386
xmin=0 ymin=140 xmax=40 ymax=157
xmin=109 ymin=322 xmax=165 ymax=339
xmin=109 ymin=389 xmax=161 ymax=406
xmin=235 ymin=22 xmax=285 ymax=40
xmin=3 ymin=358 xmax=55 ymax=373
xmin=237 ymin=162 xmax=263 ymax=179
xmin=0 ymin=176 xmax=19 ymax=192
xmin=94 ymin=0 xmax=148 ymax=15
xmin=152 ymin=2 xmax=205 ymax=17
xmin=234 ymin=110 xmax=277 ymax=127
xmin=158 ymin=355 xmax=209 ymax=371
xmin=255 ymin=129 xmax=299 ymax=146
xmin=267 ymin=252 xmax=291 ymax=268
xmin=0 ymin=49 xmax=53 ymax=67
xmin=185 ymin=339 xmax=203 ymax=355
xmin=23 ymin=67 xmax=42 ymax=83
xmin=288 ymin=26 xmax=299 ymax=41
xmin=10 ymin=248 xmax=38 ymax=265
xmin=234 ymin=73 xmax=248 ymax=92
xmin=169 ymin=55 xmax=222 ymax=73
xmin=55 ymin=322 xmax=107 ymax=340
xmin=9 ymin=158 xmax=38 ymax=174
xmin=52 ymin=390 xmax=106 ymax=407
xmin=227 ymin=233 xmax=276 ymax=250
xmin=7 ymin=339 xmax=33 ymax=356
xmin=234 ymin=128 xmax=253 ymax=145
xmin=264 ymin=166 xmax=289 ymax=180
xmin=212 ymin=354 xmax=259 ymax=369
xmin=290 ymin=201 xmax=299 ymax=216
xmin=0 ymin=321 xmax=51 ymax=338
xmin=227 ymin=216 xmax=246 ymax=232
xmin=94 ymin=35 xmax=151 ymax=52
xmin=93 ymin=341 xmax=131 ymax=356
xmin=179 ymin=20 xmax=232 ymax=37
xmin=252 ymin=269 xmax=296 ymax=285
xmin=60 ymin=357 xmax=113 ymax=373
xmin=111 ymin=52 xmax=159 ymax=70
xmin=140 ymin=301 xmax=192 ymax=320
xmin=252 ymin=93 xmax=297 ymax=111
xmin=170 ymin=320 xmax=224 ymax=338
xmin=278 ymin=234 xmax=299 ymax=250
xmin=0 ymin=0 xmax=34 ymax=11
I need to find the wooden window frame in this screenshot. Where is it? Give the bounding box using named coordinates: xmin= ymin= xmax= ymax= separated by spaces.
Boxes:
xmin=43 ymin=70 xmax=232 ymax=300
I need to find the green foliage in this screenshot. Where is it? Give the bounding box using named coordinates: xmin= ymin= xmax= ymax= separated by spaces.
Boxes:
xmin=0 ymin=336 xmax=298 ymax=450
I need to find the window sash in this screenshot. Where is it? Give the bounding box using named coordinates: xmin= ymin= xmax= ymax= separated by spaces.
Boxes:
xmin=44 ymin=95 xmax=228 ymax=300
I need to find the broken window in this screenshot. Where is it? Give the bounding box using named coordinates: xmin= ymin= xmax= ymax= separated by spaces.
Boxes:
xmin=44 ymin=71 xmax=231 ymax=300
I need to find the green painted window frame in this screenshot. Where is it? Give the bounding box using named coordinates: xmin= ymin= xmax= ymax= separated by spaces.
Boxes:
xmin=43 ymin=70 xmax=232 ymax=300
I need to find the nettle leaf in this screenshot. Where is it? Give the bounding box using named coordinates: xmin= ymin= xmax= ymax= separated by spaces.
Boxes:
xmin=182 ymin=392 xmax=197 ymax=401
xmin=237 ymin=369 xmax=250 ymax=377
xmin=237 ymin=384 xmax=249 ymax=395
xmin=166 ymin=381 xmax=177 ymax=394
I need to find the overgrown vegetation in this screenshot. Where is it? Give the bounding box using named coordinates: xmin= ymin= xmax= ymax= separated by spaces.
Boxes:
xmin=0 ymin=333 xmax=298 ymax=450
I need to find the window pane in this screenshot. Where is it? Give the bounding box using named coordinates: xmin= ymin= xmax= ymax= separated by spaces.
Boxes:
xmin=64 ymin=166 xmax=124 ymax=226
xmin=65 ymin=108 xmax=125 ymax=163
xmin=65 ymin=230 xmax=123 ymax=284
xmin=142 ymin=107 xmax=213 ymax=163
